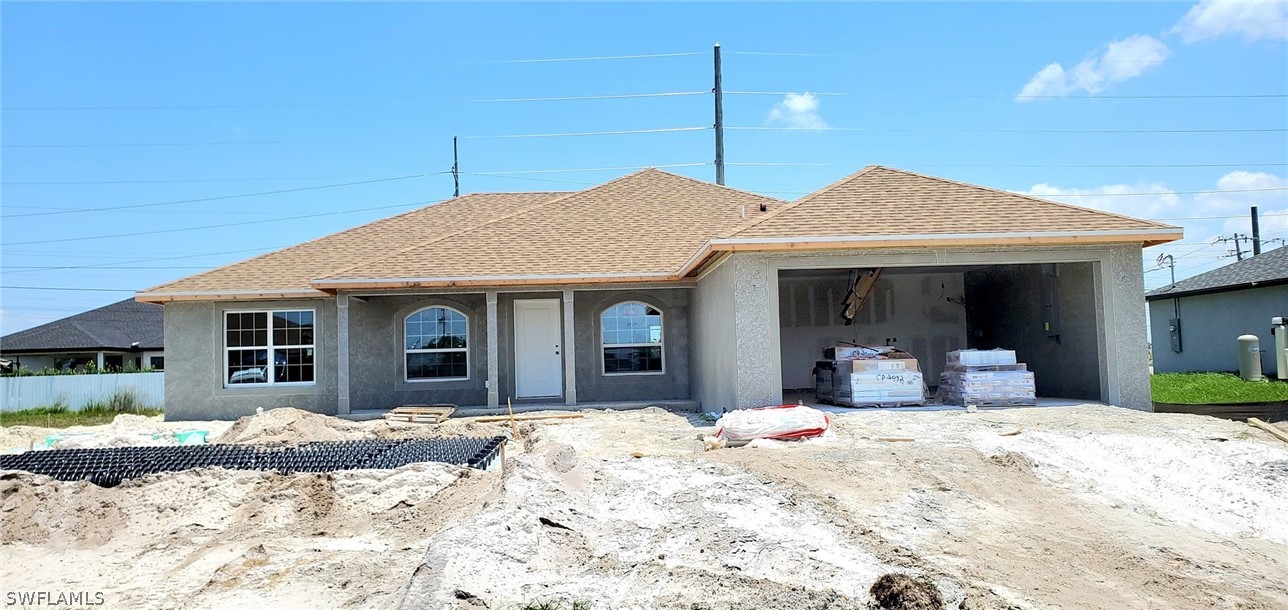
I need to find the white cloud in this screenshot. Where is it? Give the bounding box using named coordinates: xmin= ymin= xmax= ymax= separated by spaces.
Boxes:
xmin=1022 ymin=171 xmax=1288 ymax=288
xmin=1017 ymin=34 xmax=1171 ymax=100
xmin=1022 ymin=181 xmax=1182 ymax=219
xmin=1173 ymin=0 xmax=1288 ymax=42
xmin=765 ymin=92 xmax=827 ymax=129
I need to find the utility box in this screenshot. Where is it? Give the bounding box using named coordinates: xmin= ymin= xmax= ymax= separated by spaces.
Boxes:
xmin=1273 ymin=317 xmax=1287 ymax=379
xmin=1238 ymin=335 xmax=1264 ymax=382
xmin=1169 ymin=318 xmax=1183 ymax=353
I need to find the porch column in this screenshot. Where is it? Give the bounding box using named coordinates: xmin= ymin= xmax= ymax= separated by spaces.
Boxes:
xmin=96 ymin=352 xmax=104 ymax=370
xmin=336 ymin=294 xmax=351 ymax=415
xmin=563 ymin=288 xmax=577 ymax=406
xmin=486 ymin=290 xmax=499 ymax=408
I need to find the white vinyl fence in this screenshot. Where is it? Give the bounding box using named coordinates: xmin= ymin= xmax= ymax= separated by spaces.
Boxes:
xmin=0 ymin=372 xmax=164 ymax=412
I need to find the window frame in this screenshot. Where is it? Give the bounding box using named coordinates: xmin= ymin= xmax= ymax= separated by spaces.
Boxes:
xmin=600 ymin=300 xmax=665 ymax=377
xmin=222 ymin=308 xmax=318 ymax=389
xmin=404 ymin=305 xmax=471 ymax=383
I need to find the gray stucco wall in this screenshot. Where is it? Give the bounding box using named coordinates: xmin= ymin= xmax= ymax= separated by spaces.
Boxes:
xmin=348 ymin=294 xmax=489 ymax=410
xmin=573 ymin=289 xmax=691 ymax=402
xmin=964 ymin=262 xmax=1101 ymax=400
xmin=163 ymin=298 xmax=338 ymax=421
xmin=1149 ymin=284 xmax=1288 ymax=376
xmin=692 ymin=260 xmax=739 ymax=411
xmin=692 ymin=244 xmax=1153 ymax=411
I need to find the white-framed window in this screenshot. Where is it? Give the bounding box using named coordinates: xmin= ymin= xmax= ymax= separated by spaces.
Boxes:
xmin=405 ymin=306 xmax=469 ymax=381
xmin=601 ymin=301 xmax=664 ymax=375
xmin=224 ymin=310 xmax=316 ymax=387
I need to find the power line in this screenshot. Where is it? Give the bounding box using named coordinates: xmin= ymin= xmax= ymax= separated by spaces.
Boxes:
xmin=3 ymin=174 xmax=440 ymax=218
xmin=724 ymin=91 xmax=846 ymax=96
xmin=3 ymin=176 xmax=338 ymax=185
xmin=6 ymin=200 xmax=437 ymax=246
xmin=475 ymin=163 xmax=708 ymax=175
xmin=727 ymin=126 xmax=1288 ymax=134
xmin=465 ymin=126 xmax=708 ymax=139
xmin=2 ymin=266 xmax=210 ymax=271
xmin=468 ymin=173 xmax=597 ymax=186
xmin=479 ymin=51 xmax=701 ymax=64
xmin=469 ymin=91 xmax=707 ymax=102
xmin=2 ymin=246 xmax=286 ymax=275
xmin=1035 ymin=187 xmax=1288 ymax=197
xmin=4 ymin=140 xmax=310 ymax=149
xmin=1 ymin=286 xmax=137 ymax=292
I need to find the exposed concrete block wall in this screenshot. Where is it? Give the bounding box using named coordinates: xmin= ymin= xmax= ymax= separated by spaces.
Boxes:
xmin=1149 ymin=284 xmax=1288 ymax=376
xmin=162 ymin=298 xmax=338 ymax=421
xmin=573 ymin=288 xmax=691 ymax=402
xmin=964 ymin=262 xmax=1101 ymax=400
xmin=348 ymin=294 xmax=489 ymax=410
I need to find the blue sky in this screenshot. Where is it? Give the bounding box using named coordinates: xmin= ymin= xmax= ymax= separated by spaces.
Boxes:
xmin=2 ymin=1 xmax=1286 ymax=334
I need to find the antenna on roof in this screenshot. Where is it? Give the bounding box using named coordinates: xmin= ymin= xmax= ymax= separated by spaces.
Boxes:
xmin=452 ymin=136 xmax=460 ymax=198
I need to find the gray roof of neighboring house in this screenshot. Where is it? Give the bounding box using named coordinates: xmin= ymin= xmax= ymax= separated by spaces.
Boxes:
xmin=1145 ymin=245 xmax=1288 ymax=301
xmin=0 ymin=299 xmax=163 ymax=353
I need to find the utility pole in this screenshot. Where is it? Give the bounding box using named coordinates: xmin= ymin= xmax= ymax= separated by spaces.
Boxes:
xmin=1218 ymin=233 xmax=1249 ymax=261
xmin=452 ymin=136 xmax=460 ymax=198
xmin=713 ymin=42 xmax=725 ymax=186
xmin=1251 ymin=204 xmax=1262 ymax=256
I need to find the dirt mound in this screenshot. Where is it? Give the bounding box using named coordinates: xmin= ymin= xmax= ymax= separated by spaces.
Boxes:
xmin=987 ymin=451 xmax=1036 ymax=475
xmin=870 ymin=573 xmax=945 ymax=610
xmin=214 ymin=407 xmax=372 ymax=444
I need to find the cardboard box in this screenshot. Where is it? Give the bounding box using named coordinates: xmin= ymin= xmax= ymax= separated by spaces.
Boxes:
xmin=947 ymin=349 xmax=1017 ymax=367
xmin=849 ymin=358 xmax=920 ymax=372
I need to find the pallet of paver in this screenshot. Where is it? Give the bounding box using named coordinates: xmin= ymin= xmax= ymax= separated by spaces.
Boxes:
xmin=938 ymin=369 xmax=1036 ymax=407
xmin=838 ymin=368 xmax=926 ymax=407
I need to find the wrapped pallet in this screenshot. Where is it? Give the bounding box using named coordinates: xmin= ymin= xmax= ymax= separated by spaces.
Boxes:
xmin=836 ymin=355 xmax=926 ymax=407
xmin=939 ymin=349 xmax=1036 ymax=407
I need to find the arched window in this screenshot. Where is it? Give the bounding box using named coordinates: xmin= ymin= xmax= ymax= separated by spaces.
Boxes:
xmin=601 ymin=301 xmax=663 ymax=375
xmin=405 ymin=306 xmax=469 ymax=381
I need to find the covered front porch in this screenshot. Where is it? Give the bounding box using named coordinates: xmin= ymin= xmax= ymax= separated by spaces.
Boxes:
xmin=332 ymin=285 xmax=694 ymax=416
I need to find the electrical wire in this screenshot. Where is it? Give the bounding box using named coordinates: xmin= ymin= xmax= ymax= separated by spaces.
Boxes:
xmin=5 ymin=200 xmax=438 ymax=246
xmin=3 ymin=176 xmax=338 ymax=185
xmin=727 ymin=126 xmax=1288 ymax=134
xmin=465 ymin=126 xmax=709 ymax=139
xmin=4 ymin=140 xmax=310 ymax=149
xmin=478 ymin=51 xmax=701 ymax=63
xmin=469 ymin=91 xmax=707 ymax=102
xmin=475 ymin=163 xmax=708 ymax=175
xmin=3 ymin=174 xmax=442 ymax=218
xmin=0 ymin=286 xmax=137 ymax=292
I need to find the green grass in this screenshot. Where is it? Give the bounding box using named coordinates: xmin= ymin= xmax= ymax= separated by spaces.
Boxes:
xmin=0 ymin=405 xmax=164 ymax=428
xmin=1152 ymin=372 xmax=1288 ymax=405
xmin=1 ymin=390 xmax=162 ymax=428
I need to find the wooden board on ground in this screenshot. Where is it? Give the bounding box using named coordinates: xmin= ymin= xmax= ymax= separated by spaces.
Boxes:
xmin=383 ymin=405 xmax=456 ymax=424
xmin=1248 ymin=417 xmax=1288 ymax=444
xmin=473 ymin=413 xmax=585 ymax=423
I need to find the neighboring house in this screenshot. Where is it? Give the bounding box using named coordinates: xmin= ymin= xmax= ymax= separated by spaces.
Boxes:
xmin=1146 ymin=245 xmax=1288 ymax=377
xmin=137 ymin=166 xmax=1180 ymax=420
xmin=0 ymin=299 xmax=165 ymax=372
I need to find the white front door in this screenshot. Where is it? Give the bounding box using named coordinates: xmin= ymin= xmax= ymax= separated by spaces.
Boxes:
xmin=514 ymin=299 xmax=563 ymax=398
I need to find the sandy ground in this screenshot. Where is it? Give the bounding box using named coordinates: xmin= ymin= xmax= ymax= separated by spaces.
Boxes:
xmin=2 ymin=405 xmax=1287 ymax=609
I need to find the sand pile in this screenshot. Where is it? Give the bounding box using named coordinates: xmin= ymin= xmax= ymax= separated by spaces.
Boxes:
xmin=214 ymin=407 xmax=374 ymax=444
xmin=397 ymin=443 xmax=942 ymax=609
xmin=1 ymin=461 xmax=490 ymax=609
xmin=0 ymin=413 xmax=233 ymax=452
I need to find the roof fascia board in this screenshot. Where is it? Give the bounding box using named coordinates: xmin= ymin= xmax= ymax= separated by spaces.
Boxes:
xmin=135 ymin=289 xmax=325 ymax=304
xmin=1144 ymin=277 xmax=1288 ymax=301
xmin=311 ymin=271 xmax=679 ymax=290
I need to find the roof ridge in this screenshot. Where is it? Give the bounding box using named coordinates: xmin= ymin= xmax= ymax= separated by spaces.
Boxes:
xmin=643 ymin=167 xmax=786 ymax=206
xmin=871 ymin=165 xmax=1179 ymax=231
xmin=1146 ymin=244 xmax=1287 ymax=297
xmin=316 ymin=174 xmax=651 ymax=281
xmin=723 ymin=165 xmax=882 ymax=238
xmin=138 ymin=192 xmax=562 ymax=295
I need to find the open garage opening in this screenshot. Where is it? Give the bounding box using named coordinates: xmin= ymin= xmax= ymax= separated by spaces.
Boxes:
xmin=777 ymin=262 xmax=1105 ymax=406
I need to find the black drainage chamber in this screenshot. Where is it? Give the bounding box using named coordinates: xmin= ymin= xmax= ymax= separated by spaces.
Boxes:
xmin=0 ymin=437 xmax=506 ymax=488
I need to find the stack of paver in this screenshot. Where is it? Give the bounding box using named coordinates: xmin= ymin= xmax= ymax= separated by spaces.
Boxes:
xmin=938 ymin=349 xmax=1037 ymax=407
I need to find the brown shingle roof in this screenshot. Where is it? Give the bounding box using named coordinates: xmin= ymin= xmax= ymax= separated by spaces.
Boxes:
xmin=731 ymin=165 xmax=1180 ymax=240
xmin=138 ymin=165 xmax=1181 ymax=301
xmin=313 ymin=169 xmax=783 ymax=287
xmin=138 ymin=192 xmax=566 ymax=298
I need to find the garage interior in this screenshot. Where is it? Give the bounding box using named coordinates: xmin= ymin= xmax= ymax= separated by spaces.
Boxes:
xmin=778 ymin=263 xmax=1104 ymax=406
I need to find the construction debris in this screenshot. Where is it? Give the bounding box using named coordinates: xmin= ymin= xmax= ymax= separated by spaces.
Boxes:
xmin=1248 ymin=417 xmax=1288 ymax=444
xmin=382 ymin=405 xmax=456 ymax=424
